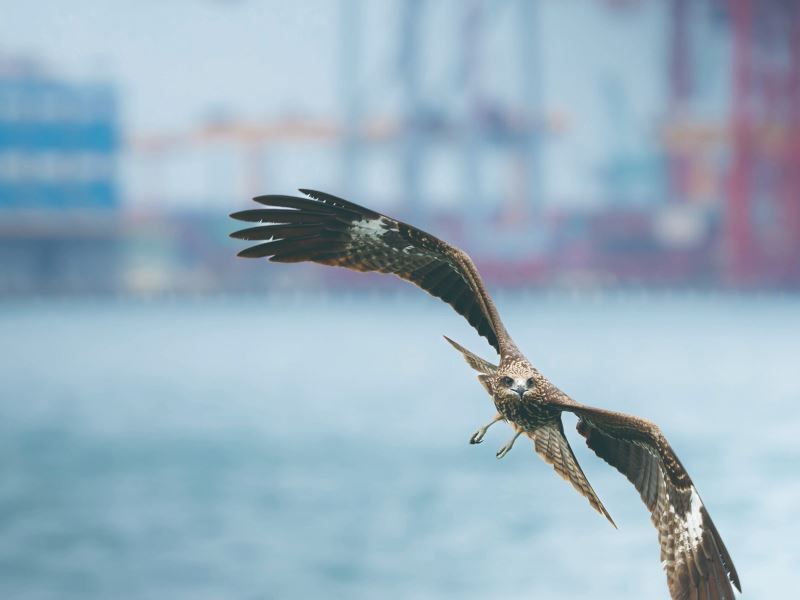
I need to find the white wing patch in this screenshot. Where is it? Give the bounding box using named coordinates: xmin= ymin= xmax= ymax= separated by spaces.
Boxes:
xmin=351 ymin=217 xmax=390 ymax=241
xmin=675 ymin=486 xmax=705 ymax=556
xmin=686 ymin=486 xmax=704 ymax=546
xmin=348 ymin=217 xmax=425 ymax=257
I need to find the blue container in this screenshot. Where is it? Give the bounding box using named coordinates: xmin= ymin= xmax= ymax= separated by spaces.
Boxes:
xmin=0 ymin=70 xmax=119 ymax=210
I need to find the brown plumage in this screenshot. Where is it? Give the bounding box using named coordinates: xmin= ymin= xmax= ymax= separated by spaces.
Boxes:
xmin=231 ymin=190 xmax=741 ymax=600
xmin=231 ymin=190 xmax=506 ymax=353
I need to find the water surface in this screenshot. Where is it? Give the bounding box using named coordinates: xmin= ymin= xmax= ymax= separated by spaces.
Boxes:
xmin=1 ymin=293 xmax=797 ymax=598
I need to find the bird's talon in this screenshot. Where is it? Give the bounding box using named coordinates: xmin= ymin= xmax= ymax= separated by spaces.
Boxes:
xmin=469 ymin=430 xmax=487 ymax=445
xmin=496 ymin=447 xmax=507 ymax=459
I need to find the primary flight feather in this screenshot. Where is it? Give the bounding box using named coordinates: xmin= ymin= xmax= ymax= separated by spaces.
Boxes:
xmin=230 ymin=189 xmax=741 ymax=600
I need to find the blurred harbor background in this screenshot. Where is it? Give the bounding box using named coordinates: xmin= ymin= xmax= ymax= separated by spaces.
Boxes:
xmin=1 ymin=2 xmax=799 ymax=599
xmin=1 ymin=0 xmax=798 ymax=295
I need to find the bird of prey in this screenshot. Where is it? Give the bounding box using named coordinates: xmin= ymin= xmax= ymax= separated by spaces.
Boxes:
xmin=230 ymin=189 xmax=741 ymax=600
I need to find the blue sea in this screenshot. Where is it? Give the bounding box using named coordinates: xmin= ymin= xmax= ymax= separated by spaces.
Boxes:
xmin=1 ymin=293 xmax=797 ymax=599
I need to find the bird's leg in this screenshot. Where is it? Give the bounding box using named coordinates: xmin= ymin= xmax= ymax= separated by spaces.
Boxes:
xmin=496 ymin=429 xmax=523 ymax=459
xmin=469 ymin=413 xmax=504 ymax=445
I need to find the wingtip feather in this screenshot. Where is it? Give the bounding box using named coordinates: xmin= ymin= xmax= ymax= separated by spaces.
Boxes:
xmin=230 ymin=227 xmax=258 ymax=240
xmin=230 ymin=210 xmax=250 ymax=222
xmin=298 ymin=188 xmax=326 ymax=198
xmin=236 ymin=248 xmax=260 ymax=258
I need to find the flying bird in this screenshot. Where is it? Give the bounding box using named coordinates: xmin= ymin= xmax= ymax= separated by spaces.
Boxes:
xmin=230 ymin=189 xmax=741 ymax=600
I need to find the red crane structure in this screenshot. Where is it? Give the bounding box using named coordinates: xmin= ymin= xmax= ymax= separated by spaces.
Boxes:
xmin=725 ymin=0 xmax=800 ymax=286
xmin=129 ymin=0 xmax=800 ymax=291
xmin=662 ymin=0 xmax=800 ymax=287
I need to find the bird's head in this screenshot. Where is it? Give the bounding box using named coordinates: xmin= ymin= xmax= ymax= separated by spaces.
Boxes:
xmin=493 ymin=360 xmax=541 ymax=402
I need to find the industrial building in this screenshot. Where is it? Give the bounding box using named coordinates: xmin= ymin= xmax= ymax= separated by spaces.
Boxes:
xmin=1 ymin=0 xmax=798 ymax=296
xmin=129 ymin=0 xmax=799 ymax=290
xmin=0 ymin=56 xmax=120 ymax=294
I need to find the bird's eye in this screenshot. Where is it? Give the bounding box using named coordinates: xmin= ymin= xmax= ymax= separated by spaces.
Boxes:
xmin=501 ymin=376 xmax=514 ymax=387
xmin=526 ymin=377 xmax=535 ymax=388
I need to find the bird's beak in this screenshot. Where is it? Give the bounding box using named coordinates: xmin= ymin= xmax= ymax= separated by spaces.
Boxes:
xmin=513 ymin=385 xmax=526 ymax=399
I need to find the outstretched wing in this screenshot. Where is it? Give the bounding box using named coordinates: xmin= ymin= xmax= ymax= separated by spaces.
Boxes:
xmin=561 ymin=404 xmax=741 ymax=600
xmin=527 ymin=418 xmax=616 ymax=527
xmin=231 ymin=190 xmax=505 ymax=353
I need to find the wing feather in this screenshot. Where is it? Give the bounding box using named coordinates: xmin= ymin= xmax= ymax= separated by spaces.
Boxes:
xmin=526 ymin=418 xmax=616 ymax=527
xmin=230 ymin=223 xmax=332 ymax=240
xmin=231 ymin=190 xmax=506 ymax=353
xmin=561 ymin=405 xmax=741 ymax=600
xmin=443 ymin=336 xmax=498 ymax=375
xmin=229 ymin=208 xmax=328 ymax=224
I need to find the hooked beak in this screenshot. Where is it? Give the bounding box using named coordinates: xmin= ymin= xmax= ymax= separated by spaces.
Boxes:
xmin=512 ymin=384 xmax=526 ymax=399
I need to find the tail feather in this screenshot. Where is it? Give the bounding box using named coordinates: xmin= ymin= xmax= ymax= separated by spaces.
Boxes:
xmin=443 ymin=336 xmax=498 ymax=375
xmin=530 ymin=420 xmax=616 ymax=528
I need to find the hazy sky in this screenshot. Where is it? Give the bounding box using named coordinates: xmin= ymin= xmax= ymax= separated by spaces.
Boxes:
xmin=0 ymin=0 xmax=728 ymax=207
